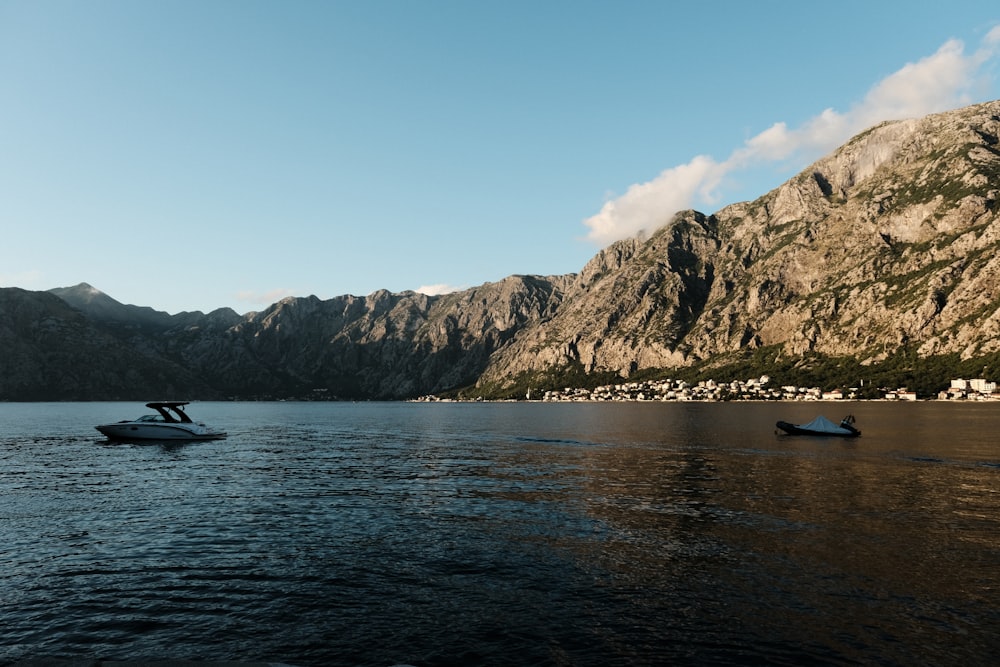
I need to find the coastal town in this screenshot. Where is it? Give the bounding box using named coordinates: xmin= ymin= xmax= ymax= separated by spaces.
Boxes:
xmin=524 ymin=376 xmax=1000 ymax=402
xmin=416 ymin=375 xmax=999 ymax=402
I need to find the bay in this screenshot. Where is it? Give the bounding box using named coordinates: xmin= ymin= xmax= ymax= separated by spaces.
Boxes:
xmin=1 ymin=401 xmax=998 ymax=666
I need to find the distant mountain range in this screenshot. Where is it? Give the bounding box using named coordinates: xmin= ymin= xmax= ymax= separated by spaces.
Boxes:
xmin=3 ymin=100 xmax=999 ymax=400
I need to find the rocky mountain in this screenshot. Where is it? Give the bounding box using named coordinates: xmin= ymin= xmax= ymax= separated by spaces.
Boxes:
xmin=0 ymin=287 xmax=217 ymax=400
xmin=3 ymin=100 xmax=999 ymax=400
xmin=479 ymin=99 xmax=1000 ymax=388
xmin=1 ymin=275 xmax=570 ymax=400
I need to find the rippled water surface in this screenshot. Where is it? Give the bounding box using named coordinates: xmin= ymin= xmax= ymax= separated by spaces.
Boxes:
xmin=1 ymin=401 xmax=998 ymax=666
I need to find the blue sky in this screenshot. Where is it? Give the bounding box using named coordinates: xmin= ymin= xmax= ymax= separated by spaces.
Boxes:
xmin=2 ymin=1 xmax=999 ymax=314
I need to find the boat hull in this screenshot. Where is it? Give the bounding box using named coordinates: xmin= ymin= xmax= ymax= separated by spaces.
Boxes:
xmin=96 ymin=422 xmax=227 ymax=441
xmin=775 ymin=421 xmax=861 ymax=437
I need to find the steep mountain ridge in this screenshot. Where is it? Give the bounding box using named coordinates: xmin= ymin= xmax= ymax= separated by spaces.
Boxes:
xmin=477 ymin=100 xmax=1000 ymax=390
xmin=214 ymin=274 xmax=572 ymax=398
xmin=19 ymin=275 xmax=570 ymax=399
xmin=3 ymin=100 xmax=999 ymax=400
xmin=0 ymin=288 xmax=216 ymax=399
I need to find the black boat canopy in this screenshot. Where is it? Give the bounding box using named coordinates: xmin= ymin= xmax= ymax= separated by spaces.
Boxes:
xmin=145 ymin=401 xmax=194 ymax=423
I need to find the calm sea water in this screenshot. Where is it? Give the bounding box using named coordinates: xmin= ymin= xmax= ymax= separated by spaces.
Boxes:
xmin=0 ymin=401 xmax=998 ymax=666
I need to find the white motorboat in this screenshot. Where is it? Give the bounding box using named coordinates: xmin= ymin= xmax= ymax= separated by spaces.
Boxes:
xmin=775 ymin=414 xmax=861 ymax=437
xmin=96 ymin=401 xmax=227 ymax=441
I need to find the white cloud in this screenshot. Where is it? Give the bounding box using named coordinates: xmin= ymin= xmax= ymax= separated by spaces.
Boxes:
xmin=583 ymin=28 xmax=1000 ymax=247
xmin=414 ymin=283 xmax=464 ymax=296
xmin=583 ymin=155 xmax=725 ymax=245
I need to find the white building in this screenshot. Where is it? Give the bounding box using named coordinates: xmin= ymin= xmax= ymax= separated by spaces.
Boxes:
xmin=970 ymin=378 xmax=997 ymax=394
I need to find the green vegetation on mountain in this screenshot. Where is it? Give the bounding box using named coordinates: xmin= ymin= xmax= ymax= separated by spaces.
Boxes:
xmin=460 ymin=347 xmax=1000 ymax=401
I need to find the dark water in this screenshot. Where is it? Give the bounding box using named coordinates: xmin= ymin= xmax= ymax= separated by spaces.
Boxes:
xmin=1 ymin=401 xmax=998 ymax=666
